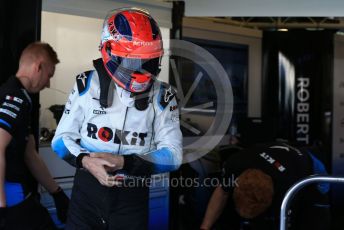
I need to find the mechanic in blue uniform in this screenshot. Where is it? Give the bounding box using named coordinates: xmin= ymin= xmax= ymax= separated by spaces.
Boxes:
xmin=200 ymin=142 xmax=330 ymax=230
xmin=0 ymin=42 xmax=69 ymax=229
xmin=52 ymin=8 xmax=183 ymax=230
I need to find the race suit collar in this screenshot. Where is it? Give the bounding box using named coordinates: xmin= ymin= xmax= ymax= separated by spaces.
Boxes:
xmin=115 ymin=83 xmax=135 ymax=107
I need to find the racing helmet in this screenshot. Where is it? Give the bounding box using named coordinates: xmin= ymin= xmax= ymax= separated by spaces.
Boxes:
xmin=100 ymin=8 xmax=163 ymax=93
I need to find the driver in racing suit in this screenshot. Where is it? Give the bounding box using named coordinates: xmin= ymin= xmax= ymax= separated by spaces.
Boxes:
xmin=51 ymin=8 xmax=182 ymax=230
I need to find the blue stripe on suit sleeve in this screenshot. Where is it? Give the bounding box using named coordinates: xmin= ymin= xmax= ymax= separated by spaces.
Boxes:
xmin=148 ymin=147 xmax=179 ymax=173
xmin=0 ymin=119 xmax=11 ymax=128
xmin=52 ymin=138 xmax=78 ymax=167
xmin=52 ymin=138 xmax=69 ymax=158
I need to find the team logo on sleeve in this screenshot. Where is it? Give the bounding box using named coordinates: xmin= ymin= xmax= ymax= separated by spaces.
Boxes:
xmin=171 ymin=113 xmax=180 ymax=122
xmin=0 ymin=108 xmax=17 ymax=118
xmin=159 ymin=84 xmax=176 ymax=110
xmin=76 ymin=71 xmax=92 ymax=95
xmin=170 ymin=105 xmax=178 ymax=112
xmin=259 ymin=152 xmax=286 ymax=172
xmin=164 ymin=86 xmax=174 ymax=103
xmin=77 ymin=73 xmax=87 ymax=87
xmin=2 ymin=102 xmax=20 ymax=111
xmin=5 ymin=95 xmax=23 ymax=104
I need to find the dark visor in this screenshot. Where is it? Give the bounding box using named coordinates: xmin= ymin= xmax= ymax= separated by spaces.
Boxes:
xmin=111 ymin=56 xmax=161 ymax=76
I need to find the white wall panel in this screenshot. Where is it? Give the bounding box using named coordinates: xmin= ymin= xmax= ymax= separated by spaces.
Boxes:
xmin=42 ymin=0 xmax=172 ymax=28
xmin=185 ymin=0 xmax=344 ymax=17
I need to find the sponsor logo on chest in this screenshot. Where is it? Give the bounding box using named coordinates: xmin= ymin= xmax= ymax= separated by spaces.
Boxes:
xmin=87 ymin=123 xmax=147 ymax=146
xmin=93 ymin=109 xmax=106 ymax=115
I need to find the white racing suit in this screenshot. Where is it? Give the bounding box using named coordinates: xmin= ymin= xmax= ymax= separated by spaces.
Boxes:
xmin=51 ymin=60 xmax=182 ymax=229
xmin=52 ymin=69 xmax=182 ymax=174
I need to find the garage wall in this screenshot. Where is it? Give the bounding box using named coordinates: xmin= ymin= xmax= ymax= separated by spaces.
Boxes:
xmin=184 ymin=0 xmax=344 ymax=17
xmin=182 ymin=18 xmax=262 ymax=118
xmin=332 ymin=34 xmax=344 ymax=175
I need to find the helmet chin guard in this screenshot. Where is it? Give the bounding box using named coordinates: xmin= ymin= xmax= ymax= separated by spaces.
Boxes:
xmin=100 ymin=8 xmax=163 ymax=93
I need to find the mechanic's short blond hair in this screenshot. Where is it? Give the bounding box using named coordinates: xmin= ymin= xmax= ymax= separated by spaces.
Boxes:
xmin=19 ymin=42 xmax=59 ymax=66
xmin=233 ymin=169 xmax=274 ymax=219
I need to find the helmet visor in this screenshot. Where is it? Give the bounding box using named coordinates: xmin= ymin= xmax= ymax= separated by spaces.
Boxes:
xmin=111 ymin=56 xmax=161 ymax=76
xmin=105 ymin=56 xmax=161 ymax=92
